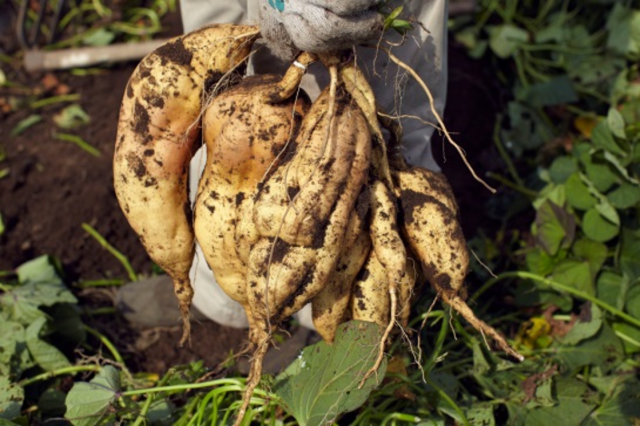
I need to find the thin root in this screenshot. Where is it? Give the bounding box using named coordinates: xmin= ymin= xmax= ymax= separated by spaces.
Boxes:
xmin=369 ymin=45 xmax=496 ymax=194
xmin=443 ymin=293 xmax=524 ymax=362
xmin=359 ymin=286 xmax=397 ymax=389
xmin=234 ymin=338 xmax=269 ymax=426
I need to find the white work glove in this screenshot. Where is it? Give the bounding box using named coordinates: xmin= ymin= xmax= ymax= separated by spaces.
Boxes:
xmin=259 ymin=0 xmax=384 ymax=59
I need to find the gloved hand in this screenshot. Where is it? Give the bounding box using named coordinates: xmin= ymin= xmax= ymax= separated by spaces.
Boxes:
xmin=260 ymin=0 xmax=383 ymax=59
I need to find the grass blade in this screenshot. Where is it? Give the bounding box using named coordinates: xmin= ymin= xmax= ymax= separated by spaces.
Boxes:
xmin=54 ymin=132 xmax=101 ymax=157
xmin=30 ymin=94 xmax=81 ymax=109
xmin=11 ymin=114 xmax=43 ymax=136
xmin=82 ymin=223 xmax=138 ymax=282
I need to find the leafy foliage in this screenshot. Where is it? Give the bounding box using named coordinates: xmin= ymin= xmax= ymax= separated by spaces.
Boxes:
xmin=273 ymin=321 xmax=386 ymax=425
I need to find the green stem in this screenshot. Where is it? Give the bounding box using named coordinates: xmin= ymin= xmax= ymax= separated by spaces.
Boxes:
xmin=132 ymin=396 xmax=154 ymax=426
xmin=424 ymin=309 xmax=450 ymax=372
xmin=85 ymin=307 xmax=117 ymax=316
xmin=381 ymin=413 xmax=422 ymax=425
xmin=432 ymin=357 xmax=475 ymax=373
xmin=77 ymin=279 xmax=124 ymax=287
xmin=514 ymin=53 xmax=530 ymax=87
xmin=519 ymin=43 xmax=597 ymax=54
xmin=30 ymin=94 xmax=81 ymax=109
xmin=486 ymin=172 xmax=538 ymax=198
xmin=574 ymin=84 xmax=611 ymax=104
xmin=84 ymin=325 xmax=125 ymax=364
xmin=479 ymin=271 xmax=640 ymax=328
xmin=19 ymin=365 xmax=101 ymax=387
xmin=131 ymin=367 xmax=175 ymax=426
xmin=427 ymin=378 xmax=470 ymax=426
xmin=82 ymin=223 xmax=138 ymax=282
xmin=121 ymin=378 xmax=257 ymax=397
xmin=492 ymin=116 xmax=525 ymax=188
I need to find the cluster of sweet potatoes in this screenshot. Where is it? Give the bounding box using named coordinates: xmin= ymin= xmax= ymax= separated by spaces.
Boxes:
xmin=114 ymin=24 xmax=521 ymax=424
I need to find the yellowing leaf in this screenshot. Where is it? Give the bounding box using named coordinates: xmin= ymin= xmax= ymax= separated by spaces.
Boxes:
xmin=517 ymin=317 xmax=552 ymax=349
xmin=574 ymin=116 xmax=598 ymax=139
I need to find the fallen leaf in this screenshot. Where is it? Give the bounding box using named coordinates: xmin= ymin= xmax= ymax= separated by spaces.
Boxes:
xmin=41 ymin=73 xmax=61 ymax=92
xmin=543 ymin=305 xmax=577 ymax=338
xmin=522 ymin=364 xmax=558 ymax=405
xmin=54 ymin=84 xmax=71 ymax=96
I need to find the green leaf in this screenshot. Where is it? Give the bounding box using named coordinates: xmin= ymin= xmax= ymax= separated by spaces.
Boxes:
xmin=65 ymin=366 xmax=120 ymax=426
xmin=526 ymin=248 xmax=557 ymax=277
xmin=582 ymin=158 xmax=619 ymax=193
xmin=49 ymin=304 xmax=87 ymax=345
xmin=583 ymin=381 xmax=640 ymax=425
xmin=620 ymin=228 xmax=640 ymax=283
xmin=613 ymin=321 xmax=640 ymax=353
xmin=487 ymin=25 xmax=528 ymax=58
xmin=10 ymin=115 xmax=42 ymax=137
xmin=626 ymin=284 xmax=640 ymax=320
xmin=0 ymin=259 xmax=76 ymax=324
xmin=146 ymin=400 xmax=175 ymax=424
xmin=25 ymin=316 xmax=71 ymax=371
xmin=16 ymin=255 xmax=60 ymax=285
xmin=608 ymin=183 xmax=640 ymax=209
xmin=562 ymin=304 xmax=603 ymax=345
xmin=595 ymin=200 xmax=620 ymax=226
xmin=603 ymin=151 xmax=640 ymax=185
xmin=465 ymin=403 xmax=494 ymax=426
xmin=0 ymin=376 xmax=23 ymax=420
xmin=455 ymin=27 xmax=481 ymax=51
xmin=573 ymin=238 xmax=607 ymax=280
xmin=591 ymin=120 xmax=626 ymax=156
xmin=551 ymin=260 xmax=594 ymax=296
xmin=273 ymin=321 xmax=386 ymax=426
xmin=565 ymin=173 xmax=597 ymax=210
xmin=502 ymin=102 xmax=548 ymax=154
xmin=521 ymin=75 xmax=578 ymax=108
xmin=82 ymin=28 xmax=115 ymax=46
xmin=385 ymin=6 xmax=403 ymax=23
xmin=582 ymin=208 xmax=619 ymax=243
xmin=38 ymin=388 xmax=67 ymax=418
xmin=556 ymin=323 xmax=624 ymax=373
xmin=606 ymin=3 xmax=640 ymax=59
xmin=471 ymin=338 xmax=492 ymax=375
xmin=597 ymin=271 xmax=625 ymax=310
xmin=0 ymin=322 xmax=25 ymax=365
xmin=535 ymin=200 xmax=575 ymax=255
xmin=53 ymin=104 xmax=90 ymax=129
xmin=607 ymin=108 xmax=626 ymax=139
xmin=588 ymin=372 xmax=637 ymax=395
xmin=548 ymin=156 xmax=577 ymax=184
xmin=524 ymin=378 xmax=596 ymax=426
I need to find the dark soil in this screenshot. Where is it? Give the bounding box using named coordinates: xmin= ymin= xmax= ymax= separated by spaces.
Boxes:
xmin=0 ymin=8 xmax=503 ymax=375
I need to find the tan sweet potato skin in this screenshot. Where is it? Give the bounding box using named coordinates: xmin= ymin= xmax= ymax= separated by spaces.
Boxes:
xmin=113 ymin=24 xmax=259 ymax=342
xmin=194 ymin=74 xmax=310 ymax=305
xmin=392 ymin=167 xmax=469 ymax=298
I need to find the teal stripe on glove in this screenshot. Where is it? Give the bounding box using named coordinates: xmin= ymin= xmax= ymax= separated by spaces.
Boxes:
xmin=268 ymin=0 xmax=285 ymax=12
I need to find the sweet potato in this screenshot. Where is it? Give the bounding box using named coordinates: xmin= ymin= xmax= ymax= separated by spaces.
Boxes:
xmin=237 ymin=76 xmax=372 ymax=423
xmin=312 ymin=191 xmax=371 ymax=342
xmin=194 ymin=53 xmax=315 ymax=306
xmin=393 ymin=167 xmax=523 ymax=361
xmin=114 ymin=24 xmax=259 ymax=343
